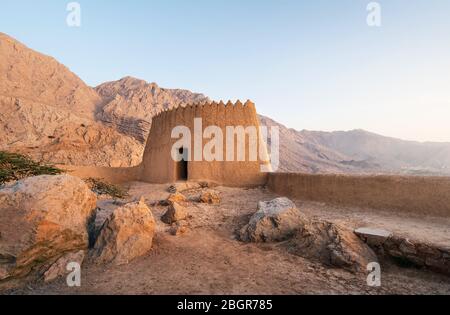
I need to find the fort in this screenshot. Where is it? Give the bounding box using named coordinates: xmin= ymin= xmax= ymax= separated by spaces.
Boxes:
xmin=64 ymin=100 xmax=450 ymax=218
xmin=140 ymin=100 xmax=272 ymax=186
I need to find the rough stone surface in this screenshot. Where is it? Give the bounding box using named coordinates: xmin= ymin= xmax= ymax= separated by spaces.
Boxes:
xmin=356 ymin=228 xmax=450 ymax=275
xmin=199 ymin=190 xmax=221 ymax=205
xmin=162 ymin=203 xmax=188 ymax=225
xmin=43 ymin=250 xmax=85 ymax=283
xmin=239 ymin=197 xmax=306 ymax=242
xmin=0 ymin=175 xmax=96 ymax=281
xmin=167 ymin=192 xmax=187 ymax=205
xmin=240 ymin=198 xmax=377 ymax=272
xmin=287 ymin=221 xmax=378 ymax=273
xmin=91 ymin=199 xmax=156 ymax=265
xmin=354 ymin=227 xmax=393 ymax=246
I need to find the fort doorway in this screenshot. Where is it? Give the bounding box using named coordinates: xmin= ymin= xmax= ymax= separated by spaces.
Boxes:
xmin=176 ymin=147 xmax=188 ymax=181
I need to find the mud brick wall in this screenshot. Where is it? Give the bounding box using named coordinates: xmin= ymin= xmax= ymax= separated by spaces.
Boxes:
xmin=267 ymin=173 xmax=450 ymax=217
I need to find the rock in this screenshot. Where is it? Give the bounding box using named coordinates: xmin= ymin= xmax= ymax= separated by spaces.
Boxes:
xmin=287 ymin=220 xmax=378 ymax=273
xmin=425 ymin=257 xmax=450 ymax=274
xmin=399 ymin=239 xmax=417 ymax=255
xmin=168 ymin=185 xmax=177 ymax=194
xmin=416 ymin=244 xmax=442 ymax=259
xmin=239 ymin=197 xmax=305 ymax=242
xmin=161 ymin=202 xmax=188 ymax=225
xmin=167 ymin=192 xmax=187 ymax=204
xmin=0 ymin=175 xmax=96 ymax=281
xmin=167 ymin=182 xmax=202 ymax=194
xmin=43 ymin=250 xmax=85 ymax=283
xmin=354 ymin=227 xmax=393 ymax=246
xmin=199 ymin=190 xmax=221 ymax=204
xmin=170 ymin=220 xmax=189 ymax=236
xmin=91 ymin=199 xmax=156 ymax=265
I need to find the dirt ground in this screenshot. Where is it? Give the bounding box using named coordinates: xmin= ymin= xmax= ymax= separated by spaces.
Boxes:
xmin=7 ymin=182 xmax=450 ymax=295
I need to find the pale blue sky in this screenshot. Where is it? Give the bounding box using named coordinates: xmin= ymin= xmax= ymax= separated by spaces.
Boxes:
xmin=1 ymin=0 xmax=450 ymax=142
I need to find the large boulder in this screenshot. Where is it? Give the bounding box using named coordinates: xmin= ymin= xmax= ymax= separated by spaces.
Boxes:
xmin=0 ymin=175 xmax=97 ymax=281
xmin=239 ymin=197 xmax=305 ymax=242
xmin=240 ymin=197 xmax=377 ymax=273
xmin=287 ymin=221 xmax=378 ymax=273
xmin=91 ymin=199 xmax=156 ymax=265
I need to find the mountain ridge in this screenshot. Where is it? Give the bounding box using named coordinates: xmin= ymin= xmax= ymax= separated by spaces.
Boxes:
xmin=1 ymin=32 xmax=450 ymax=175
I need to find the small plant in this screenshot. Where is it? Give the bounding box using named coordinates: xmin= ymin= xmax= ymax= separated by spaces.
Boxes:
xmin=84 ymin=178 xmax=129 ymax=200
xmin=0 ymin=151 xmax=63 ymax=185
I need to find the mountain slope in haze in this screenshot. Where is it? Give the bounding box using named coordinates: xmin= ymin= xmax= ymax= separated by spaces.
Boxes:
xmin=300 ymin=129 xmax=450 ymax=175
xmin=0 ymin=33 xmax=143 ymax=167
xmin=0 ymin=32 xmax=100 ymax=119
xmin=261 ymin=116 xmax=450 ymax=175
xmin=95 ymin=77 xmax=209 ymax=142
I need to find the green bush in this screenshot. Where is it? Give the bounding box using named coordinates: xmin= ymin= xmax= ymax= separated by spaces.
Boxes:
xmin=84 ymin=178 xmax=129 ymax=199
xmin=0 ymin=151 xmax=63 ymax=185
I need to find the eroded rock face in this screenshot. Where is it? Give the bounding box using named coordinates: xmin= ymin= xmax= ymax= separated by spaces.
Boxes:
xmin=91 ymin=199 xmax=156 ymax=265
xmin=287 ymin=221 xmax=378 ymax=273
xmin=239 ymin=197 xmax=305 ymax=242
xmin=0 ymin=175 xmax=96 ymax=281
xmin=240 ymin=197 xmax=377 ymax=272
xmin=161 ymin=203 xmax=188 ymax=225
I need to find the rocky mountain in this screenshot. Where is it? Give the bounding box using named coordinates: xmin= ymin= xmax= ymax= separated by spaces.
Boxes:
xmin=0 ymin=33 xmax=142 ymax=167
xmin=260 ymin=116 xmax=450 ymax=175
xmin=0 ymin=33 xmax=100 ymax=119
xmin=1 ymin=32 xmax=450 ymax=175
xmin=95 ymin=77 xmax=208 ymax=142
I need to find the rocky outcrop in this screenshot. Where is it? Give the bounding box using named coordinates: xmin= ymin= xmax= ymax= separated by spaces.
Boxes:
xmin=0 ymin=175 xmax=96 ymax=281
xmin=240 ymin=197 xmax=377 ymax=272
xmin=286 ymin=221 xmax=378 ymax=273
xmin=166 ymin=192 xmax=187 ymax=205
xmin=198 ymin=190 xmax=221 ymax=205
xmin=161 ymin=203 xmax=188 ymax=225
xmin=91 ymin=199 xmax=156 ymax=265
xmin=239 ymin=198 xmax=305 ymax=242
xmin=355 ymin=228 xmax=450 ymax=275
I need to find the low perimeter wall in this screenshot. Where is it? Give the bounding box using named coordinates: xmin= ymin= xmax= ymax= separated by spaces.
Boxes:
xmin=59 ymin=165 xmax=142 ymax=185
xmin=267 ymin=173 xmax=450 ymax=217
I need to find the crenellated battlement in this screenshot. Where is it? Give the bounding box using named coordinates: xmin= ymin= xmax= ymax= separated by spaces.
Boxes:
xmin=152 ymin=100 xmax=256 ymax=119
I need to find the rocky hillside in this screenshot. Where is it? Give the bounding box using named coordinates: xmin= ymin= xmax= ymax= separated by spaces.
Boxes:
xmin=261 ymin=116 xmax=450 ymax=175
xmin=95 ymin=77 xmax=209 ymax=142
xmin=1 ymin=32 xmax=450 ymax=175
xmin=0 ymin=33 xmax=142 ymax=167
xmin=0 ymin=33 xmax=100 ymax=119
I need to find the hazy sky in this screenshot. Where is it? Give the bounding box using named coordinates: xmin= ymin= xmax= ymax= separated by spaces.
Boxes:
xmin=1 ymin=0 xmax=450 ymax=142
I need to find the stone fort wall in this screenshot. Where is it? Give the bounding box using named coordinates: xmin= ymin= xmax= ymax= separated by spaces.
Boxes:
xmin=267 ymin=172 xmax=450 ymax=217
xmin=140 ymin=100 xmax=270 ymax=187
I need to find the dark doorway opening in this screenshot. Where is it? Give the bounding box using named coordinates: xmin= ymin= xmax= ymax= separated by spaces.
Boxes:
xmin=176 ymin=147 xmax=188 ymax=181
